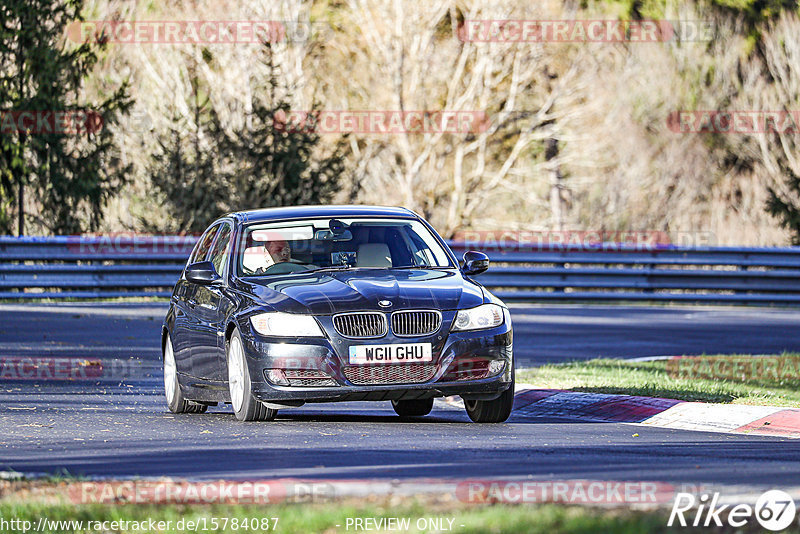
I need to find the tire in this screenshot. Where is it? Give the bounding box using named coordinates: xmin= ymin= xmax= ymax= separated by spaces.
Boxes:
xmin=163 ymin=333 xmax=208 ymax=414
xmin=392 ymin=398 xmax=434 ymax=417
xmin=464 ymin=377 xmax=515 ymax=423
xmin=227 ymin=328 xmax=277 ymax=422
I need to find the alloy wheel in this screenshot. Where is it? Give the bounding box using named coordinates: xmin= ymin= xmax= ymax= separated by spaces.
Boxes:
xmin=228 ymin=335 xmax=246 ymax=412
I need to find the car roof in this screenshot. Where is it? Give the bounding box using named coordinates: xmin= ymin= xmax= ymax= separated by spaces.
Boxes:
xmin=227 ymin=205 xmax=419 ymax=224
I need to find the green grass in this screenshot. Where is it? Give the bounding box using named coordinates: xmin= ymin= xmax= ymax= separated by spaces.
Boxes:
xmin=517 ymin=353 xmax=800 ymax=407
xmin=0 ymin=500 xmax=755 ymax=534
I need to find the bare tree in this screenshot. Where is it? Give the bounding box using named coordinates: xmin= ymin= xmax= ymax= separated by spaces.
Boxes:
xmin=329 ymin=0 xmax=582 ymax=235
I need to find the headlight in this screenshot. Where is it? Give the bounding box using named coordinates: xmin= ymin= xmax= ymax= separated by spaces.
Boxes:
xmin=250 ymin=312 xmax=324 ymax=337
xmin=452 ymin=304 xmax=505 ymax=332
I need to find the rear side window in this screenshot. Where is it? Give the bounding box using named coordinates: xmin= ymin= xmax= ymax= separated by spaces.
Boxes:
xmin=209 ymin=224 xmax=232 ymax=275
xmin=189 ymin=224 xmax=220 ymax=264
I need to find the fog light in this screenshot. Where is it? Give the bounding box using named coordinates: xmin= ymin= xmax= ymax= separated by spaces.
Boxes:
xmin=265 ymin=369 xmax=289 ymax=386
xmin=489 ymin=360 xmax=505 ymax=376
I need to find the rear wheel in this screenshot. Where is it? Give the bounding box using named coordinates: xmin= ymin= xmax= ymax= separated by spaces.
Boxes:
xmin=163 ymin=333 xmax=207 ymax=414
xmin=392 ymin=398 xmax=434 ymax=417
xmin=464 ymin=378 xmax=514 ymax=423
xmin=228 ymin=329 xmax=277 ymax=422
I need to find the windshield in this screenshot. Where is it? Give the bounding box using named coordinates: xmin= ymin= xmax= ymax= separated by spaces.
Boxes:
xmin=237 ymin=217 xmax=454 ymax=277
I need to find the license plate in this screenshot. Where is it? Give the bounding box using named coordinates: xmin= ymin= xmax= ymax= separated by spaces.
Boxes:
xmin=348 ymin=343 xmax=432 ymax=365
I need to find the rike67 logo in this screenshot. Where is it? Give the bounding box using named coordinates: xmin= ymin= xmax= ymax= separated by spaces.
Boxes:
xmin=669 ymin=490 xmax=796 ymax=531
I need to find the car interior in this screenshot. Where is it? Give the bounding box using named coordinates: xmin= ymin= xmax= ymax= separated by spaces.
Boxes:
xmin=240 ymin=222 xmax=432 ymax=275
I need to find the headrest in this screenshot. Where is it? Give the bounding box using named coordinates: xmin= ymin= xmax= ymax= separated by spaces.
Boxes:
xmin=356 ymin=243 xmax=392 ymax=268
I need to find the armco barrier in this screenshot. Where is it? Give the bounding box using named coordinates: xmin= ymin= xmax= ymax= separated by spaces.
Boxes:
xmin=1 ymin=236 xmax=800 ymax=305
xmin=0 ymin=236 xmax=194 ymax=299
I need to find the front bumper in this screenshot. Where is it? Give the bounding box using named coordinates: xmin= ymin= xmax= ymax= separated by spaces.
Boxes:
xmin=239 ymin=315 xmax=513 ymax=404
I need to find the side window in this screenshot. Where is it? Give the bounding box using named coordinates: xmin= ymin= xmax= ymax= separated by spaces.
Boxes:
xmin=189 ymin=224 xmax=220 ymax=265
xmin=209 ymin=224 xmax=232 ymax=275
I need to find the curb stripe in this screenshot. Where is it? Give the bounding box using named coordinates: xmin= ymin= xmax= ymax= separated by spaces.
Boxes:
xmin=734 ymin=409 xmax=800 ymax=437
xmin=639 ymin=403 xmax=782 ymax=433
xmin=582 ymin=396 xmax=681 ymax=423
xmin=513 ymin=384 xmax=800 ymax=438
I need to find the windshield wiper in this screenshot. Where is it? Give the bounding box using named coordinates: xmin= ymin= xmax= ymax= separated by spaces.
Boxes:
xmin=306 ymin=264 xmax=353 ymax=273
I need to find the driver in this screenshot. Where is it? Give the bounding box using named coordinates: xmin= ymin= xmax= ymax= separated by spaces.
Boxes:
xmin=254 ymin=238 xmax=315 ymax=274
xmin=264 ymin=239 xmax=291 ymax=266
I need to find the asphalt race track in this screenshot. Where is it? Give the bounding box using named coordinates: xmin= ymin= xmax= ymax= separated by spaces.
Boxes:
xmin=2 ymin=302 xmax=800 ymax=492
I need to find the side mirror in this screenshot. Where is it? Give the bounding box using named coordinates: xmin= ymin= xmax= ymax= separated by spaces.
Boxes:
xmin=185 ymin=261 xmax=221 ymax=285
xmin=462 ymin=251 xmax=490 ymax=276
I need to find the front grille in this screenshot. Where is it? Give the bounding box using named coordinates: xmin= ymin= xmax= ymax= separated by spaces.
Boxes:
xmin=333 ymin=312 xmax=387 ymax=338
xmin=284 ymin=369 xmax=338 ymax=387
xmin=391 ymin=310 xmax=441 ymax=337
xmin=343 ymin=363 xmax=437 ymax=385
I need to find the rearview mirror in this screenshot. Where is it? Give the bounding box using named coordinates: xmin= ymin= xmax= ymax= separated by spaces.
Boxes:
xmin=462 ymin=251 xmax=490 ymax=276
xmin=185 ymin=261 xmax=221 ymax=285
xmin=314 ymin=229 xmax=353 ymax=241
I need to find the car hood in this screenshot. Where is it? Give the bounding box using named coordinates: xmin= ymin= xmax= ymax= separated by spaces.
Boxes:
xmin=238 ymin=269 xmax=485 ymax=315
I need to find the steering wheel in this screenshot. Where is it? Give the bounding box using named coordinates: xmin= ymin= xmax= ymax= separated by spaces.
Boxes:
xmin=260 ymin=261 xmax=311 ymax=275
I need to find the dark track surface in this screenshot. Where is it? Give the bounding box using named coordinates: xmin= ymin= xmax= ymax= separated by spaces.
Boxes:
xmin=1 ymin=302 xmax=800 ymax=491
xmin=0 ymin=381 xmax=798 ymax=491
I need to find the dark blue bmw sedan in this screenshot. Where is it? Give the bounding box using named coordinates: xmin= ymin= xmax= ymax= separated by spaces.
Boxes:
xmin=162 ymin=205 xmax=514 ymax=422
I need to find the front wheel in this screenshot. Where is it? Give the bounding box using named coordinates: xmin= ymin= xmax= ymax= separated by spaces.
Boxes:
xmin=392 ymin=398 xmax=434 ymax=417
xmin=464 ymin=378 xmax=514 ymax=423
xmin=227 ymin=329 xmax=277 ymax=422
xmin=163 ymin=333 xmax=207 ymax=414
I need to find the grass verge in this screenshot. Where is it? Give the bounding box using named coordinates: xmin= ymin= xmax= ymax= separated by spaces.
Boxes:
xmin=517 ymin=353 xmax=800 ymax=407
xmin=0 ymin=500 xmax=760 ymax=534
